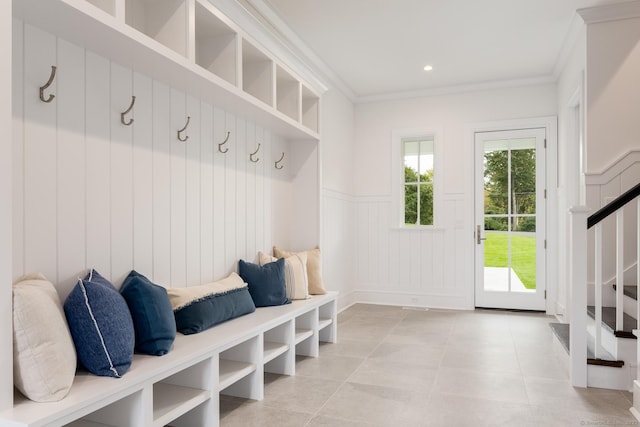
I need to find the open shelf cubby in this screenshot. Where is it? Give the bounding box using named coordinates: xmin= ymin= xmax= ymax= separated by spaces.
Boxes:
xmin=242 ymin=39 xmax=274 ymax=107
xmin=218 ymin=335 xmax=261 ymax=399
xmin=125 ymin=0 xmax=189 ymax=57
xmin=68 ymin=389 xmax=145 ymax=427
xmin=194 ymin=0 xmax=238 ymax=86
xmin=301 ymin=85 xmax=320 ymax=133
xmin=295 ymin=309 xmax=318 ymax=357
xmin=263 ymin=320 xmax=294 ymax=375
xmin=276 ymin=65 xmax=300 ymax=122
xmin=85 ymin=0 xmax=116 ymax=16
xmin=153 ymin=359 xmax=213 ymax=427
xmin=318 ymin=300 xmax=338 ymax=343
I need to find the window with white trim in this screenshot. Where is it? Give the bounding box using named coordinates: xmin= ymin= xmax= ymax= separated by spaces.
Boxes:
xmin=403 ymin=137 xmax=434 ymax=226
xmin=391 ymin=129 xmax=440 ymax=229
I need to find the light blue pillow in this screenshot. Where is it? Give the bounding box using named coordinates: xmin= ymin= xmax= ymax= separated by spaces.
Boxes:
xmin=238 ymin=258 xmax=290 ymax=307
xmin=120 ymin=271 xmax=176 ymax=355
xmin=64 ymin=269 xmax=134 ymax=378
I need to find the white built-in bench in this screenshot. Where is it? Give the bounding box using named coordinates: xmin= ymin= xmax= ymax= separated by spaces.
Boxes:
xmin=0 ymin=292 xmax=338 ymax=427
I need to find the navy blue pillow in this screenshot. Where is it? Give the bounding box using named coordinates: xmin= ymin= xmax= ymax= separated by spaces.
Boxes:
xmin=64 ymin=269 xmax=134 ymax=378
xmin=120 ymin=271 xmax=176 ymax=356
xmin=238 ymin=258 xmax=290 ymax=307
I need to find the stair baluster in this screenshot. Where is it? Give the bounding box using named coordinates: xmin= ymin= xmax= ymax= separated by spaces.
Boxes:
xmin=595 ymin=223 xmax=603 ymax=359
xmin=617 ymin=210 xmax=625 ymax=332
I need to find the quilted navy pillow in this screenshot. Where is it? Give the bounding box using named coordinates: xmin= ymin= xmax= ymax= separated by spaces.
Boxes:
xmin=120 ymin=270 xmax=176 ymax=356
xmin=238 ymin=258 xmax=290 ymax=307
xmin=64 ymin=269 xmax=134 ymax=378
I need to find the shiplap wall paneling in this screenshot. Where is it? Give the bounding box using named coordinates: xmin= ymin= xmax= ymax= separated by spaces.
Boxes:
xmin=356 ymin=203 xmax=368 ymax=289
xmin=185 ymin=94 xmax=202 ymax=287
xmin=12 ymin=18 xmax=24 ymax=279
xmin=1 ymin=0 xmax=12 ymax=412
xmin=152 ymin=80 xmax=172 ymax=286
xmin=271 ymin=135 xmax=291 ymax=249
xmin=212 ymin=107 xmax=226 ymax=278
xmin=245 ymin=121 xmax=256 ymax=259
xmin=170 ymin=88 xmax=188 ymax=288
xmin=85 ymin=51 xmax=112 ymax=279
xmin=132 ymin=71 xmax=153 ymax=277
xmin=199 ymin=100 xmax=214 ymax=283
xmin=235 ymin=116 xmax=247 ymax=263
xmin=252 ymin=126 xmax=262 ymax=253
xmin=260 ymin=129 xmax=272 ymax=254
xmin=57 ymin=38 xmax=86 ymax=298
xmin=23 ymin=24 xmax=57 ymax=283
xmin=224 ymin=112 xmax=237 ymax=274
xmin=110 ymin=62 xmax=134 ymax=286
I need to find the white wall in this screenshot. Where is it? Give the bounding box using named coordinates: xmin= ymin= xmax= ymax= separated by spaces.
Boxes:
xmin=12 ymin=21 xmax=304 ymax=300
xmin=586 ymin=16 xmax=640 ymax=174
xmin=0 ymin=0 xmax=11 ymax=412
xmin=353 ymin=84 xmax=557 ymax=309
xmin=555 ymin=24 xmax=587 ymax=318
xmin=320 ymin=88 xmax=357 ymax=309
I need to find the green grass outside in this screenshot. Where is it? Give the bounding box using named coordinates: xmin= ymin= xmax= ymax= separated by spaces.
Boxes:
xmin=484 ymin=233 xmax=536 ymax=289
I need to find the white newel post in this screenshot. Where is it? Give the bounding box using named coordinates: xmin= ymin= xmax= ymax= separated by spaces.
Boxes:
xmin=569 ymin=206 xmax=589 ymax=388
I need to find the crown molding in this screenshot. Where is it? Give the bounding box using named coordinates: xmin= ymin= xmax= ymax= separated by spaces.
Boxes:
xmin=354 ymin=76 xmax=556 ymax=104
xmin=578 ymin=0 xmax=640 ymax=24
xmin=208 ymin=0 xmax=331 ymax=96
xmin=226 ymin=0 xmax=356 ymax=101
xmin=553 ymin=13 xmax=586 ymax=80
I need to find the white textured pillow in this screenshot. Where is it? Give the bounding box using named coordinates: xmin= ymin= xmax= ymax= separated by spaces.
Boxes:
xmin=259 ymin=251 xmax=309 ymax=300
xmin=13 ymin=273 xmax=77 ymax=402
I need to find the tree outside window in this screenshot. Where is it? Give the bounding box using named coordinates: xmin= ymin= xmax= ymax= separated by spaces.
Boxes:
xmin=403 ymin=138 xmax=434 ymax=226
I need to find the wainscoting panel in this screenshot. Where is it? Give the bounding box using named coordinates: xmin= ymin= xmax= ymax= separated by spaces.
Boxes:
xmin=12 ymin=20 xmax=287 ymax=298
xmin=353 ymin=194 xmax=471 ymax=309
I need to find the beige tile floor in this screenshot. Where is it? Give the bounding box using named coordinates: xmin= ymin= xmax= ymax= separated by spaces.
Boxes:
xmin=219 ymin=304 xmax=639 ymax=427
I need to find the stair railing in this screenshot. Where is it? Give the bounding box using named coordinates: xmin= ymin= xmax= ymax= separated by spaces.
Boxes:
xmin=569 ymin=182 xmax=640 ymax=387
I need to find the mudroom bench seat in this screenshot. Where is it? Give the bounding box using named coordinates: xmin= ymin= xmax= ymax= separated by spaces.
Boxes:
xmin=0 ymin=292 xmax=338 ymax=427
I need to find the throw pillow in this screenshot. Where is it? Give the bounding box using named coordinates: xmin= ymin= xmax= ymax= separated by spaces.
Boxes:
xmin=167 ymin=272 xmax=256 ymax=335
xmin=13 ymin=273 xmax=77 ymax=402
xmin=238 ymin=258 xmax=290 ymax=307
xmin=120 ymin=270 xmax=176 ymax=355
xmin=259 ymin=251 xmax=309 ymax=300
xmin=64 ymin=269 xmax=134 ymax=378
xmin=273 ymin=246 xmax=327 ymax=295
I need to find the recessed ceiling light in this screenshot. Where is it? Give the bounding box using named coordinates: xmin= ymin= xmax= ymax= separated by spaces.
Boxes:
xmin=423 ymin=65 xmax=433 ymax=72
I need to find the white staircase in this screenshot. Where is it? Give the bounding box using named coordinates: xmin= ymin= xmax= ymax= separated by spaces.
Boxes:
xmin=565 ymin=183 xmax=640 ymax=401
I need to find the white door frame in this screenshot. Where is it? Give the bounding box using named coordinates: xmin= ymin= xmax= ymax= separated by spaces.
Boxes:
xmin=467 ymin=117 xmax=558 ymax=314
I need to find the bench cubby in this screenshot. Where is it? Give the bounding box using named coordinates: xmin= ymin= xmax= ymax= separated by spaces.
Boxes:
xmin=0 ymin=293 xmax=338 ymax=427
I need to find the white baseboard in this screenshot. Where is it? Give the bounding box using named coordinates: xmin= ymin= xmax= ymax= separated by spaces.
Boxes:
xmin=351 ymin=289 xmax=471 ymax=311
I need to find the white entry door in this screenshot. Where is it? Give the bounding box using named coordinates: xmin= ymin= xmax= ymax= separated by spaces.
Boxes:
xmin=474 ymin=128 xmax=546 ymax=310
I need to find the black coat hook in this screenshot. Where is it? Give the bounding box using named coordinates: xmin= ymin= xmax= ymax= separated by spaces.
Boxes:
xmin=249 ymin=143 xmax=261 ymax=163
xmin=177 ymin=116 xmax=190 ymax=142
xmin=218 ymin=131 xmax=230 ymax=153
xmin=121 ymin=95 xmax=136 ymax=126
xmin=275 ymin=152 xmax=285 ymax=170
xmin=39 ymin=65 xmax=57 ymax=103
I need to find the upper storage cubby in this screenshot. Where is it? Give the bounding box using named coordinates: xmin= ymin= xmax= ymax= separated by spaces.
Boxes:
xmin=194 ymin=0 xmax=238 ymax=86
xmin=16 ymin=0 xmax=320 ymax=140
xmin=276 ymin=65 xmax=300 ymax=122
xmin=242 ymin=39 xmax=274 ymax=107
xmin=301 ymin=85 xmax=320 ymax=133
xmin=125 ymin=0 xmax=189 ymax=57
xmin=85 ymin=0 xmax=116 ymax=16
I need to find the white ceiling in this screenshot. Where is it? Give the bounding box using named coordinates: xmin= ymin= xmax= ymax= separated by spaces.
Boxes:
xmin=263 ymin=0 xmax=617 ymax=99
